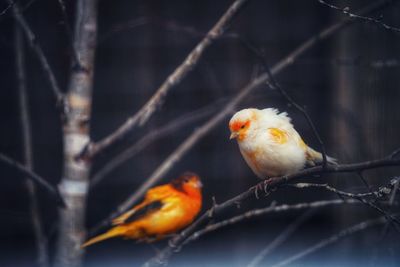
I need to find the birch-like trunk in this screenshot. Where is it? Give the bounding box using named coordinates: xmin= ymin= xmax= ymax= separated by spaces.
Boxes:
xmin=55 ymin=1 xmax=98 ymax=266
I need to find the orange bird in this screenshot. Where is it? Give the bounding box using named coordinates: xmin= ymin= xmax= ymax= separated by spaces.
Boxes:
xmin=82 ymin=173 xmax=202 ymax=247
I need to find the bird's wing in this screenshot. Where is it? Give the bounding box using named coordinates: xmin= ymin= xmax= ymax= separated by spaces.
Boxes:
xmin=267 ymin=127 xmax=289 ymax=144
xmin=112 ymin=200 xmax=164 ymax=225
xmin=146 ymin=184 xmax=177 ymax=200
xmin=112 ymin=185 xmax=177 ymax=225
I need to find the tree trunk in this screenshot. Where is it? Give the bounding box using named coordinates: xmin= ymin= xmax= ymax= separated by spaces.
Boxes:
xmin=55 ymin=1 xmax=98 ymax=266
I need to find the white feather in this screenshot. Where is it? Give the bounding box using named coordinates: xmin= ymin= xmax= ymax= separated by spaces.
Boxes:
xmin=229 ymin=108 xmax=333 ymax=178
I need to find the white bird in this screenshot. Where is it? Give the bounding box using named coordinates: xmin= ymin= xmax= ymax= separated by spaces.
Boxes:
xmin=229 ymin=108 xmax=336 ymax=178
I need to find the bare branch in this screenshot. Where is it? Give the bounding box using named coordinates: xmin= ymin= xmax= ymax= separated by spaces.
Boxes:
xmin=380 ymin=178 xmax=399 ymax=237
xmin=84 ymin=0 xmax=250 ymax=159
xmin=7 ymin=0 xmax=64 ymax=107
xmin=183 ymin=199 xmax=359 ymax=247
xmin=246 ymin=211 xmax=315 ymax=267
xmin=289 ymin=181 xmax=400 ymax=229
xmin=0 ymin=0 xmax=13 ymax=16
xmin=90 ymin=100 xmax=222 ymax=188
xmin=288 ymin=180 xmax=399 ymax=200
xmin=142 ymin=150 xmax=400 ymax=266
xmin=15 ymin=23 xmax=49 ymax=267
xmin=242 ymin=42 xmax=329 ymax=167
xmin=91 ymin=0 xmax=396 ymax=241
xmin=270 ymin=216 xmax=393 ymax=267
xmin=0 ymin=152 xmax=64 ymax=206
xmin=56 ymin=0 xmax=83 ymax=70
xmin=318 ymin=0 xmax=400 ymax=34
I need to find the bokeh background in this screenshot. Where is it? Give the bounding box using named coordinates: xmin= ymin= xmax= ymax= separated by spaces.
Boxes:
xmin=1 ymin=0 xmax=400 ymax=266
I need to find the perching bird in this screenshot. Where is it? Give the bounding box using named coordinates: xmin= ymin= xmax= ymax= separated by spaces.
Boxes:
xmin=229 ymin=108 xmax=336 ymax=178
xmin=82 ymin=173 xmax=202 ymax=247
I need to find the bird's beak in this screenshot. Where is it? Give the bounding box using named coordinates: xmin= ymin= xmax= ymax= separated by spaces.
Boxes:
xmin=195 ymin=180 xmax=203 ymax=188
xmin=230 ymin=132 xmax=238 ymax=140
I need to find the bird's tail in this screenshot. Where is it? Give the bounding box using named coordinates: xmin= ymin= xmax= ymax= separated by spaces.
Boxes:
xmin=81 ymin=227 xmax=125 ymax=248
xmin=306 ymin=147 xmax=337 ymax=166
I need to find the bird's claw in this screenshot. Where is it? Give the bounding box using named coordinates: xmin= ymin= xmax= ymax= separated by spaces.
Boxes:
xmin=254 ymin=183 xmax=263 ymax=199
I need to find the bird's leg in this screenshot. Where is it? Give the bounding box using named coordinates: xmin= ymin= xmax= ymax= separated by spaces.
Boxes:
xmin=263 ymin=178 xmax=271 ymax=195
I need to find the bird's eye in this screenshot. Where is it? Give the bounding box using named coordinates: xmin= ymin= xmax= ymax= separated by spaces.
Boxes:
xmin=241 ymin=125 xmax=245 ymax=129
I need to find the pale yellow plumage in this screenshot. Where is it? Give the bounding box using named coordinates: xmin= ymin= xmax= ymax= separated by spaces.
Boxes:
xmin=229 ymin=108 xmax=336 ymax=178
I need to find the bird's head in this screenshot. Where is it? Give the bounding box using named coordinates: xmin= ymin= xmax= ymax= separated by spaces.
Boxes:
xmin=171 ymin=172 xmax=202 ymax=198
xmin=229 ymin=109 xmax=257 ymax=141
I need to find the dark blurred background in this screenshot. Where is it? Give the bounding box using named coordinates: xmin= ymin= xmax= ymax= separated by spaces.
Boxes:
xmin=1 ymin=0 xmax=400 ymax=266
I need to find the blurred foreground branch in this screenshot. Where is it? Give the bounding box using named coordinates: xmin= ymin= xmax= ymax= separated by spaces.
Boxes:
xmin=246 ymin=210 xmax=315 ymax=267
xmin=270 ymin=215 xmax=394 ymax=267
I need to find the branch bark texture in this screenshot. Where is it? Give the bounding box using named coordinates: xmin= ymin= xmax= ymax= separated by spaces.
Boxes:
xmin=55 ymin=0 xmax=98 ymax=266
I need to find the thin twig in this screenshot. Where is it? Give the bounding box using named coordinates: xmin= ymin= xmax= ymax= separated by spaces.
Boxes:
xmin=380 ymin=177 xmax=399 ymax=237
xmin=8 ymin=0 xmax=64 ymax=107
xmin=0 ymin=152 xmax=64 ymax=206
xmin=270 ymin=216 xmax=392 ymax=267
xmin=289 ymin=181 xmax=400 ymax=229
xmin=92 ymin=0 xmax=397 ymax=243
xmin=288 ymin=180 xmax=399 ymax=200
xmin=84 ymin=0 xmax=250 ymax=159
xmin=90 ymin=100 xmax=222 ymax=188
xmin=142 ymin=149 xmax=400 ymax=266
xmin=183 ymin=199 xmax=359 ymax=247
xmin=246 ymin=210 xmax=315 ymax=267
xmin=56 ymin=0 xmax=82 ymax=70
xmin=0 ymin=0 xmax=14 ymax=16
xmin=246 ymin=42 xmax=328 ymax=167
xmin=15 ymin=24 xmax=49 ymax=267
xmin=318 ymin=0 xmax=400 ymax=34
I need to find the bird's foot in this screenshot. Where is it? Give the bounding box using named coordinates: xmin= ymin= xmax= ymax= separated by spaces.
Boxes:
xmin=254 ymin=183 xmax=264 ymax=199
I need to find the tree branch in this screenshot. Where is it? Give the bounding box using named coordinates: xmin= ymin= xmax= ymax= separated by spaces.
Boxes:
xmin=90 ymin=100 xmax=222 ymax=188
xmin=0 ymin=152 xmax=64 ymax=206
xmin=182 ymin=199 xmax=359 ymax=248
xmin=0 ymin=0 xmax=13 ymax=17
xmin=270 ymin=215 xmax=394 ymax=267
xmin=56 ymin=0 xmax=83 ymax=70
xmin=90 ymin=0 xmax=396 ymax=239
xmin=83 ymin=0 xmax=250 ymax=159
xmin=318 ymin=0 xmax=400 ymax=34
xmin=246 ymin=210 xmax=315 ymax=267
xmin=289 ymin=180 xmax=400 ymax=229
xmin=142 ymin=150 xmax=400 ymax=266
xmin=8 ymin=0 xmax=64 ymax=107
xmin=15 ymin=24 xmax=49 ymax=267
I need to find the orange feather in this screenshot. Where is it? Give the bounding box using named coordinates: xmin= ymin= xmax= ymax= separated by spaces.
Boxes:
xmin=82 ymin=173 xmax=202 ymax=248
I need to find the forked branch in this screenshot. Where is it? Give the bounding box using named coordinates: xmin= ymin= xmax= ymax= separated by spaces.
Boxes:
xmin=83 ymin=0 xmax=250 ymax=159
